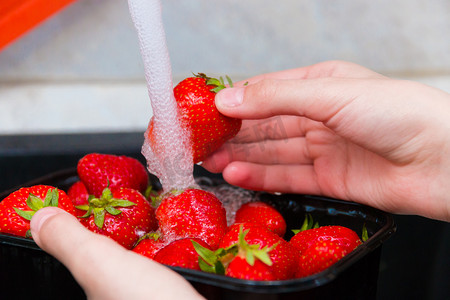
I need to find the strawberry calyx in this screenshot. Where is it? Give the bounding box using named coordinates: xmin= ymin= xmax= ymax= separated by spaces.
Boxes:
xmin=135 ymin=231 xmax=162 ymax=246
xmin=362 ymin=223 xmax=369 ymax=242
xmin=192 ymin=240 xmax=229 ymax=275
xmin=13 ymin=188 xmax=60 ymax=221
xmin=193 ymin=226 xmax=276 ymax=275
xmin=233 ymin=226 xmax=276 ymax=267
xmin=292 ymin=213 xmax=319 ymax=235
xmin=194 ymin=73 xmax=234 ymax=93
xmin=144 ymin=185 xmax=160 ymax=207
xmin=76 ymin=187 xmax=136 ymax=229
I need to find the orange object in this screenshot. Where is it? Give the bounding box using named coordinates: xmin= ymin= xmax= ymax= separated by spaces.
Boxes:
xmin=0 ymin=0 xmax=77 ymax=51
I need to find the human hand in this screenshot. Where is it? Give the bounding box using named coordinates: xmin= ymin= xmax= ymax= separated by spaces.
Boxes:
xmin=30 ymin=207 xmax=204 ymax=300
xmin=202 ymin=61 xmax=450 ymax=222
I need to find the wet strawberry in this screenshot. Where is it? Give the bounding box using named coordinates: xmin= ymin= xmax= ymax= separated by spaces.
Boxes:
xmin=147 ymin=74 xmax=242 ymax=164
xmin=156 ymin=188 xmax=227 ymax=249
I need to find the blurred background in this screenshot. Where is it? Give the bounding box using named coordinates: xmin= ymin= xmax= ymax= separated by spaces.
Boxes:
xmin=0 ymin=1 xmax=449 ymax=299
xmin=1 ymin=0 xmax=449 ymax=134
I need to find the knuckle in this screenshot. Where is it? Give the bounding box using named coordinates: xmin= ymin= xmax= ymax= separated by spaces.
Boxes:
xmin=248 ymin=79 xmax=280 ymax=103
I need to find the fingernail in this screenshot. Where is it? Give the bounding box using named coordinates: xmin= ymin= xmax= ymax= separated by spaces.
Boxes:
xmin=30 ymin=207 xmax=62 ymax=233
xmin=216 ymin=87 xmax=245 ymax=107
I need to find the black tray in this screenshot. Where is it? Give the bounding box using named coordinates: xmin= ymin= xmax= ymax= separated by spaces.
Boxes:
xmin=0 ymin=168 xmax=396 ymax=300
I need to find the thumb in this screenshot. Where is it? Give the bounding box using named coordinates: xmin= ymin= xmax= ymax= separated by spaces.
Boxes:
xmin=30 ymin=207 xmax=202 ymax=300
xmin=215 ymin=77 xmax=374 ymax=124
xmin=30 ymin=207 xmax=83 ymax=256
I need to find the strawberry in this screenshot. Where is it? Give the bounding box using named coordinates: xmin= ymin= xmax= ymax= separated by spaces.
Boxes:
xmin=225 ymin=256 xmax=276 ymax=281
xmin=147 ymin=73 xmax=242 ymax=164
xmin=290 ymin=225 xmax=362 ymax=256
xmin=218 ymin=223 xmax=297 ymax=280
xmin=67 ymin=181 xmax=89 ymax=217
xmin=153 ymin=238 xmax=211 ymax=271
xmin=289 ymin=216 xmax=363 ymax=278
xmin=77 ymin=187 xmax=157 ymax=249
xmin=294 ymin=240 xmax=349 ymax=278
xmin=155 ymin=188 xmax=227 ymax=249
xmin=77 ymin=153 xmax=149 ymax=197
xmin=0 ymin=185 xmax=75 ymax=237
xmin=234 ymin=201 xmax=287 ymax=237
xmin=132 ymin=232 xmax=167 ymax=259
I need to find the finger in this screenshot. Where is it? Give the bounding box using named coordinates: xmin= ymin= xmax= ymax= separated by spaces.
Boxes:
xmin=30 ymin=207 xmax=202 ymax=300
xmin=231 ymin=116 xmax=319 ymax=143
xmin=216 ymin=77 xmax=371 ymax=122
xmin=222 ymin=161 xmax=322 ymax=195
xmin=203 ymin=137 xmax=313 ymax=173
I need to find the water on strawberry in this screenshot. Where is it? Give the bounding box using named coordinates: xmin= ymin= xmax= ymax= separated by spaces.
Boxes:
xmin=197 ymin=178 xmax=259 ymax=226
xmin=127 ymin=0 xmax=196 ymax=191
xmin=127 ymin=1 xmax=255 ymax=221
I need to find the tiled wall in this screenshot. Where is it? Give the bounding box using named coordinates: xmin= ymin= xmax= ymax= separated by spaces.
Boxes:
xmin=1 ymin=0 xmax=449 ymax=134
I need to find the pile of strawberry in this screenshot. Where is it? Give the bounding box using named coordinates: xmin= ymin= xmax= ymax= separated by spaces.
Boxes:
xmin=0 ymin=74 xmax=366 ymax=281
xmin=0 ymin=153 xmax=365 ymax=281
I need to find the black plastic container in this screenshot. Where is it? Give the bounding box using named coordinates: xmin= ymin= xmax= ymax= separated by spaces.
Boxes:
xmin=0 ymin=168 xmax=396 ymax=300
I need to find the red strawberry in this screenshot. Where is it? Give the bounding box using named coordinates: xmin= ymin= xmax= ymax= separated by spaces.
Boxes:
xmin=147 ymin=74 xmax=242 ymax=164
xmin=77 ymin=187 xmax=157 ymax=249
xmin=77 ymin=153 xmax=149 ymax=197
xmin=132 ymin=232 xmax=167 ymax=259
xmin=226 ymin=256 xmax=276 ymax=281
xmin=294 ymin=240 xmax=349 ymax=278
xmin=290 ymin=225 xmax=362 ymax=256
xmin=0 ymin=185 xmax=75 ymax=237
xmin=234 ymin=201 xmax=287 ymax=237
xmin=155 ymin=188 xmax=227 ymax=249
xmin=153 ymin=238 xmax=211 ymax=270
xmin=67 ymin=181 xmax=89 ymax=217
xmin=219 ymin=223 xmax=297 ymax=280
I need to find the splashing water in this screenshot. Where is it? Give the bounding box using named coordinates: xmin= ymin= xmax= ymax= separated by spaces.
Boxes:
xmin=127 ymin=0 xmax=196 ymax=191
xmin=197 ymin=177 xmax=259 ymax=225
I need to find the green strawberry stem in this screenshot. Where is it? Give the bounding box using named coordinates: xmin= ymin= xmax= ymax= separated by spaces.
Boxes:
xmin=362 ymin=223 xmax=369 ymax=242
xmin=195 ymin=73 xmax=234 ymax=93
xmin=235 ymin=227 xmax=275 ymax=267
xmin=14 ymin=189 xmax=59 ymax=221
xmin=76 ymin=187 xmax=135 ymax=229
xmin=192 ymin=240 xmax=227 ymax=275
xmin=193 ymin=225 xmax=275 ymax=275
xmin=135 ymin=231 xmax=161 ymax=247
xmin=292 ymin=213 xmax=319 ymax=235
